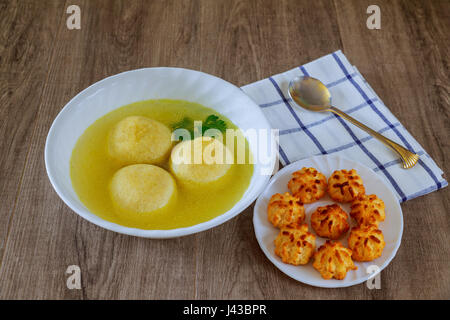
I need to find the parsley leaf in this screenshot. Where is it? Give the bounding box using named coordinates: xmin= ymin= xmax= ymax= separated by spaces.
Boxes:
xmin=171 ymin=114 xmax=227 ymax=140
xmin=171 ymin=117 xmax=194 ymax=140
xmin=202 ymin=114 xmax=227 ymax=134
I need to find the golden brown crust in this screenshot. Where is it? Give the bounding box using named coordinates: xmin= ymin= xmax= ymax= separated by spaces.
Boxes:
xmin=311 ymin=204 xmax=350 ymax=239
xmin=274 ymin=224 xmax=316 ymax=265
xmin=327 ymin=169 xmax=365 ymax=203
xmin=267 ymin=192 xmax=305 ymax=228
xmin=287 ymin=167 xmax=327 ymax=204
xmin=313 ymin=240 xmax=357 ymax=280
xmin=350 ymin=194 xmax=385 ymax=226
xmin=348 ymin=225 xmax=385 ymax=262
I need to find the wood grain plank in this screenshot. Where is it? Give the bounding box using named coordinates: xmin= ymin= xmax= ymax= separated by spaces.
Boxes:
xmin=0 ymin=0 xmax=202 ymax=299
xmin=0 ymin=0 xmax=66 ymax=271
xmin=0 ymin=0 xmax=448 ymax=299
xmin=193 ymin=0 xmax=380 ymax=300
xmin=334 ymin=0 xmax=449 ymax=298
xmin=334 ymin=0 xmax=449 ymax=171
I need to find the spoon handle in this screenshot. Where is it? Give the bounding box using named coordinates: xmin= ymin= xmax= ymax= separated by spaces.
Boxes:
xmin=328 ymin=106 xmax=419 ymax=169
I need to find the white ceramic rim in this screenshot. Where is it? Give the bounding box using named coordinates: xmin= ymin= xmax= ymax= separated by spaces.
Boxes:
xmin=253 ymin=154 xmax=403 ymax=288
xmin=45 ymin=67 xmax=277 ymax=238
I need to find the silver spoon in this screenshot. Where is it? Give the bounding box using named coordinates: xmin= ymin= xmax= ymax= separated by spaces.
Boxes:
xmin=288 ymin=76 xmax=419 ymax=169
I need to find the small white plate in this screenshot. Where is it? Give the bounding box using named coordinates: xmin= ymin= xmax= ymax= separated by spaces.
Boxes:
xmin=253 ymin=154 xmax=403 ymax=288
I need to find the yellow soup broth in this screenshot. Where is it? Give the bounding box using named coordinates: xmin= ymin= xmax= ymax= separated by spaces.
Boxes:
xmin=70 ymin=99 xmax=254 ymax=229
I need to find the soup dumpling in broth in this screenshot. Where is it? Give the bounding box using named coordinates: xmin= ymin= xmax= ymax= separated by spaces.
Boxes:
xmin=108 ymin=116 xmax=172 ymax=164
xmin=170 ymin=136 xmax=233 ymax=184
xmin=110 ymin=164 xmax=176 ymax=218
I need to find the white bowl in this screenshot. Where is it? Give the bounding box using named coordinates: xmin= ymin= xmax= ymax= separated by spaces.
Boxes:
xmin=45 ymin=67 xmax=277 ymax=238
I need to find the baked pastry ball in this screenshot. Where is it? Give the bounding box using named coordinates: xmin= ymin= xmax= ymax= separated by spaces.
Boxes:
xmin=267 ymin=193 xmax=305 ymax=228
xmin=311 ymin=204 xmax=350 ymax=239
xmin=274 ymin=224 xmax=316 ymax=265
xmin=348 ymin=225 xmax=385 ymax=262
xmin=110 ymin=164 xmax=176 ymax=214
xmin=313 ymin=240 xmax=357 ymax=280
xmin=287 ymin=167 xmax=327 ymax=204
xmin=327 ymin=169 xmax=365 ymax=203
xmin=170 ymin=136 xmax=232 ymax=184
xmin=350 ymin=194 xmax=385 ymax=226
xmin=108 ymin=116 xmax=172 ymax=164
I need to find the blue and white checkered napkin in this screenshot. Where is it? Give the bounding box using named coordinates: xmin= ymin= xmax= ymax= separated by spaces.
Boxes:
xmin=241 ymin=50 xmax=447 ymax=202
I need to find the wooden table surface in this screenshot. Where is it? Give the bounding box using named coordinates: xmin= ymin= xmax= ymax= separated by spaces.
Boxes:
xmin=0 ymin=0 xmax=448 ymax=299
